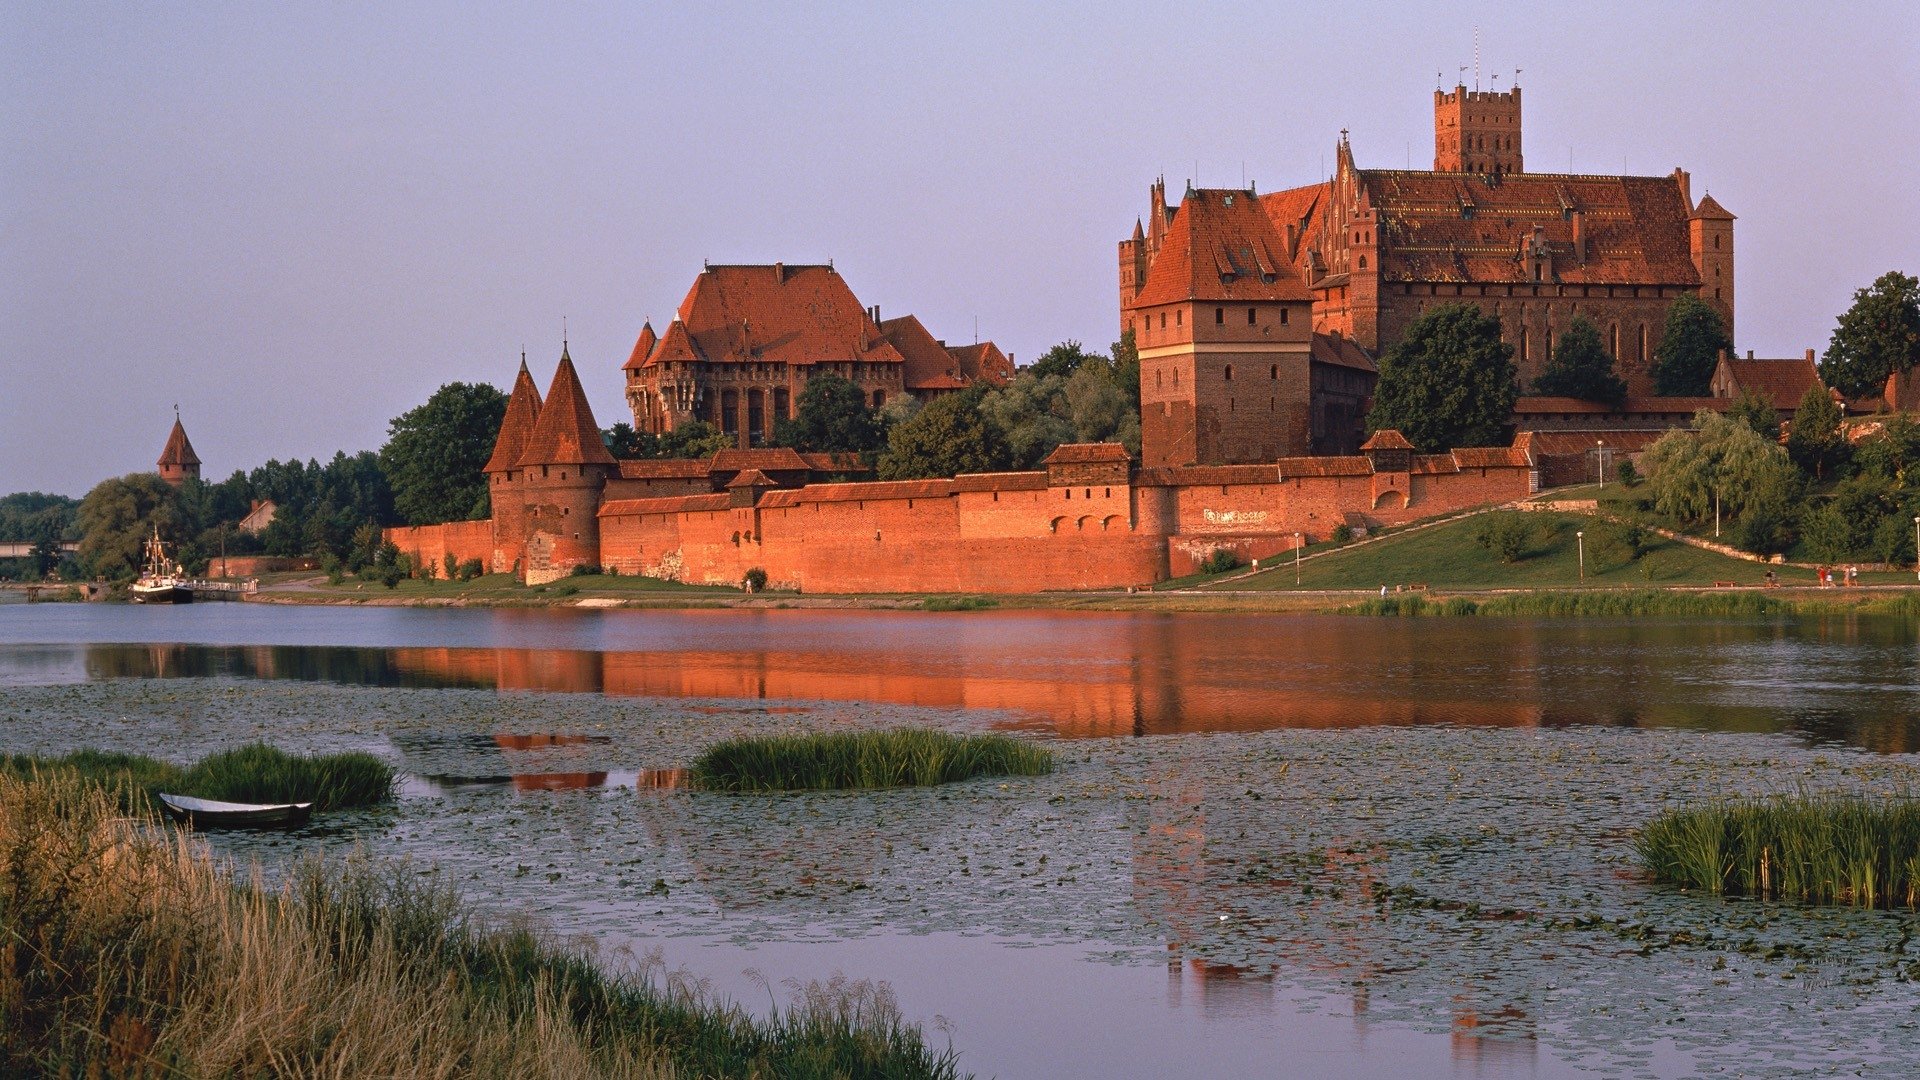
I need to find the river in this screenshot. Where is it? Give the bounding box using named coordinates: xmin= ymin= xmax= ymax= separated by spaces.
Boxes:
xmin=4 ymin=603 xmax=1919 ymax=1077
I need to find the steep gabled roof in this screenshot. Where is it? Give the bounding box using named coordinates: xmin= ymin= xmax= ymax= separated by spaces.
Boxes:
xmin=1311 ymin=333 xmax=1378 ymax=373
xmin=157 ymin=417 xmax=200 ymax=468
xmin=1131 ymin=187 xmax=1314 ymax=308
xmin=1690 ymin=193 xmax=1735 ymax=221
xmin=518 ymin=347 xmax=616 ymax=467
xmin=483 ymin=359 xmax=544 ymax=474
xmin=1259 ymin=181 xmax=1329 ymax=266
xmin=879 ymin=314 xmax=965 ymax=390
xmin=664 ymin=264 xmax=904 ymax=367
xmin=645 ymin=319 xmax=702 ymax=366
xmin=1358 ymin=429 xmax=1414 ymax=451
xmin=1720 ymin=357 xmax=1819 ymax=411
xmin=946 ymin=341 xmax=1014 ymax=384
xmin=1353 ymin=170 xmax=1702 ymax=286
xmin=623 ymin=322 xmax=658 ymax=372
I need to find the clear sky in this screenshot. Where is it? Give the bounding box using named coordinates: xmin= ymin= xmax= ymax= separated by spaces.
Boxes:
xmin=3 ymin=1 xmax=1915 ymax=496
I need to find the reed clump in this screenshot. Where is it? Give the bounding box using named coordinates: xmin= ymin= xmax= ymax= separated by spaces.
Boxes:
xmin=0 ymin=742 xmax=394 ymax=812
xmin=1638 ymin=794 xmax=1920 ymax=908
xmin=1344 ymin=590 xmax=1797 ymax=619
xmin=692 ymin=728 xmax=1054 ymax=792
xmin=0 ymin=771 xmax=963 ymax=1078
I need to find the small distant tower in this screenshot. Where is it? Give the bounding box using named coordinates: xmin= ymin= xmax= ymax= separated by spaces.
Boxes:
xmin=1689 ymin=194 xmax=1736 ymax=341
xmin=1434 ymin=82 xmax=1522 ymax=176
xmin=157 ymin=410 xmax=201 ymax=486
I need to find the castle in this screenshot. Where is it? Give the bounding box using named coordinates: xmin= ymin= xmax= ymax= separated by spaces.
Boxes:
xmin=622 ymin=263 xmax=1013 ymax=448
xmin=1122 ymin=82 xmax=1736 ymax=467
xmin=390 ymin=341 xmax=1533 ymax=591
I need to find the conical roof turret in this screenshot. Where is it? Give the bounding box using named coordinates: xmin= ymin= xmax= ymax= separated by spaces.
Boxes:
xmin=518 ymin=345 xmax=616 ymax=468
xmin=483 ymin=355 xmax=544 ymax=474
xmin=157 ymin=416 xmax=200 ymax=469
xmin=624 ymin=322 xmax=658 ymax=372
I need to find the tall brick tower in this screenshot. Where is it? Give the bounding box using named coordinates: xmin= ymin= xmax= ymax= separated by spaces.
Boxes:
xmin=1434 ymin=83 xmax=1522 ymax=176
xmin=481 ymin=355 xmax=543 ymax=575
xmin=1689 ymin=194 xmax=1736 ymax=340
xmin=515 ymin=344 xmax=616 ymax=584
xmin=156 ymin=411 xmax=201 ymax=487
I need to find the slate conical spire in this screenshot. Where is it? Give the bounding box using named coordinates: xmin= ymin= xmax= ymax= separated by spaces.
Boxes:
xmin=483 ymin=353 xmax=545 ymax=474
xmin=518 ymin=345 xmax=616 ymax=468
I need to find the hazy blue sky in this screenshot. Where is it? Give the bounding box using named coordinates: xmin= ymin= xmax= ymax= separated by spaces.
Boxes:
xmin=3 ymin=1 xmax=1915 ymax=496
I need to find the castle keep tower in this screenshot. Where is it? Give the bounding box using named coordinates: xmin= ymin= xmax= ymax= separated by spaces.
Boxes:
xmin=1689 ymin=193 xmax=1736 ymax=335
xmin=1434 ymin=83 xmax=1521 ymax=176
xmin=156 ymin=413 xmax=201 ymax=486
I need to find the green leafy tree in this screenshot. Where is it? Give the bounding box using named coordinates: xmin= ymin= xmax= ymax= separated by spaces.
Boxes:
xmin=1366 ymin=303 xmax=1518 ymax=451
xmin=1027 ymin=340 xmax=1100 ymax=381
xmin=379 ymin=382 xmax=509 ymax=525
xmin=876 ymin=394 xmax=923 ymax=431
xmin=773 ymin=375 xmax=884 ymax=453
xmin=657 ymin=420 xmax=735 ymax=460
xmin=1640 ymin=412 xmax=1803 ymax=550
xmin=1065 ymin=366 xmax=1141 ymax=456
xmin=75 ymin=473 xmax=178 ymax=580
xmin=1785 ymin=383 xmax=1848 ymax=480
xmin=877 ymin=385 xmax=1011 ymax=480
xmin=979 ymin=373 xmax=1071 ymax=470
xmin=1531 ymin=316 xmax=1627 ymax=406
xmin=1650 ymin=294 xmax=1732 ymax=396
xmin=1854 ymin=414 xmax=1920 ymax=483
xmin=1725 ymin=388 xmax=1780 ymax=440
xmin=1820 ymin=271 xmax=1920 ymax=399
xmin=1108 ymin=331 xmax=1141 ymax=411
xmin=602 ymin=422 xmax=656 ymax=460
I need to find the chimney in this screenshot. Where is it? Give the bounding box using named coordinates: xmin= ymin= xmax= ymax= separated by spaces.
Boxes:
xmin=1672 ymin=168 xmax=1692 ymax=212
xmin=1570 ymin=210 xmax=1586 ymax=263
xmin=1806 ymin=348 xmax=1816 ymax=363
xmin=1747 ymin=350 xmax=1755 ymax=360
xmin=773 ymin=261 xmax=785 ymax=282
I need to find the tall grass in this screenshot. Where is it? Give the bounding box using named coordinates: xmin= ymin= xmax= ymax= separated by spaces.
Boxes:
xmin=0 ymin=772 xmax=964 ymax=1078
xmin=692 ymin=728 xmax=1054 ymax=792
xmin=1638 ymin=794 xmax=1920 ymax=908
xmin=1343 ymin=590 xmax=1796 ymax=619
xmin=0 ymin=742 xmax=393 ymax=812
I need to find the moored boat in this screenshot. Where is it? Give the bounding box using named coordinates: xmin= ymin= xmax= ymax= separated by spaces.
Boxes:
xmin=130 ymin=526 xmax=193 ymax=604
xmin=157 ymin=792 xmax=313 ymax=828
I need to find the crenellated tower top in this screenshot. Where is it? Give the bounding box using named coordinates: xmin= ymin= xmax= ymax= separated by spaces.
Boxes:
xmin=1434 ymin=83 xmax=1522 ymax=176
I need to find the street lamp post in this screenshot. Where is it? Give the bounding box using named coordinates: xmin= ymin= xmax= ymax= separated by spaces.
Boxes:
xmin=1295 ymin=532 xmax=1303 ymax=585
xmin=1596 ymin=439 xmax=1605 ymax=489
xmin=1577 ymin=530 xmax=1585 ymax=582
xmin=1913 ymin=517 xmax=1919 ymax=583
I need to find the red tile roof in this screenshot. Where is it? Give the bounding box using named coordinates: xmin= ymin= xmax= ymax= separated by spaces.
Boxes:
xmin=157 ymin=418 xmax=200 ymax=468
xmin=1275 ymin=456 xmax=1372 ymax=478
xmin=598 ymin=493 xmax=730 ymax=518
xmin=725 ymin=468 xmax=776 ymax=490
xmin=1410 ymin=455 xmax=1460 ymax=475
xmin=1718 ymin=357 xmax=1821 ymax=411
xmin=710 ymin=447 xmax=811 ymax=473
xmin=518 ymin=348 xmax=616 ymax=467
xmin=616 ymin=459 xmax=710 ymax=480
xmin=1690 ymin=194 xmax=1735 ymax=221
xmin=951 ymin=471 xmax=1050 ymax=492
xmin=879 ymin=313 xmax=966 ymax=391
xmin=946 ymin=341 xmax=1015 ymax=384
xmin=1512 ymin=395 xmax=1725 ymax=415
xmin=792 ymin=479 xmax=956 ymax=504
xmin=1131 ymin=187 xmax=1314 ymax=308
xmin=1514 ymin=430 xmax=1666 ymax=457
xmin=1043 ymin=443 xmax=1131 ymax=465
xmin=1168 ymin=464 xmax=1288 ymax=485
xmin=1353 ymin=170 xmax=1702 ymax=286
xmin=1258 ymin=182 xmax=1326 ymax=265
xmin=1359 ymin=429 xmax=1414 ymax=451
xmin=799 ymin=452 xmax=870 ymax=473
xmin=483 ymin=360 xmax=544 ymax=474
xmin=1450 ymin=446 xmax=1532 ymax=468
xmin=647 ymin=264 xmax=902 ymax=368
xmin=622 ymin=322 xmax=657 ymax=372
xmin=1311 ymin=332 xmax=1377 ymax=372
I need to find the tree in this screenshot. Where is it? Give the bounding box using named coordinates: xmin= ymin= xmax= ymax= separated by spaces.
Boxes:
xmin=75 ymin=473 xmax=178 ymax=580
xmin=1108 ymin=331 xmax=1141 ymax=412
xmin=773 ymin=375 xmax=884 ymax=453
xmin=1725 ymin=388 xmax=1780 ymax=440
xmin=978 ymin=373 xmax=1071 ymax=471
xmin=1820 ymin=271 xmax=1920 ymax=399
xmin=603 ymin=422 xmax=655 ymax=460
xmin=657 ymin=420 xmax=734 ymax=460
xmin=379 ymin=382 xmax=509 ymax=525
xmin=877 ymin=385 xmax=1011 ymax=480
xmin=1650 ymin=294 xmax=1732 ymax=396
xmin=1785 ymin=383 xmax=1847 ymax=480
xmin=1365 ymin=303 xmax=1518 ymax=451
xmin=1531 ymin=316 xmax=1627 ymax=406
xmin=1641 ymin=412 xmax=1803 ymax=546
xmin=1065 ymin=366 xmax=1141 ymax=456
xmin=1027 ymin=340 xmax=1100 ymax=380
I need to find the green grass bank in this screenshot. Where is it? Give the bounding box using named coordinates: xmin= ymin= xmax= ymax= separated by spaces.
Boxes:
xmin=691 ymin=728 xmax=1054 ymax=792
xmin=0 ymin=772 xmax=963 ymax=1078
